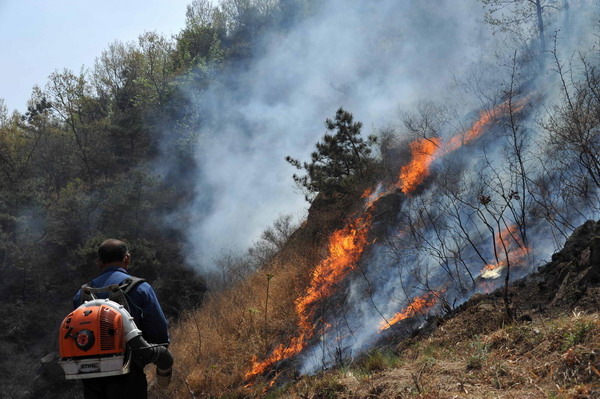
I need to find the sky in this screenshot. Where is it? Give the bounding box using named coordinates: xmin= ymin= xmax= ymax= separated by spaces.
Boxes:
xmin=0 ymin=0 xmax=207 ymax=113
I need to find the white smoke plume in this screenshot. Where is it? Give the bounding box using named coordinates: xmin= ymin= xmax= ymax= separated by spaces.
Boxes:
xmin=182 ymin=0 xmax=501 ymax=267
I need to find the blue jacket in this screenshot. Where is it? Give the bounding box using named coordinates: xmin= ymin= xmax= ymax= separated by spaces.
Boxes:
xmin=73 ymin=267 xmax=169 ymax=345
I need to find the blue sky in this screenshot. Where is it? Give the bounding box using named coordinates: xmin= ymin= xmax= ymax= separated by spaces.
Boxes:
xmin=0 ymin=0 xmax=207 ymax=113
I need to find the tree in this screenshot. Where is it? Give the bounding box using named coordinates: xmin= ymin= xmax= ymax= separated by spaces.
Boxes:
xmin=480 ymin=0 xmax=563 ymax=53
xmin=249 ymin=214 xmax=298 ymax=266
xmin=286 ymin=108 xmax=377 ymax=202
xmin=46 ymin=69 xmax=110 ymax=180
xmin=137 ymin=32 xmax=176 ymax=109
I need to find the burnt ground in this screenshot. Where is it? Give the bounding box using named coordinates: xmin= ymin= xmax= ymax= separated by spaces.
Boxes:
xmin=257 ymin=220 xmax=600 ymax=399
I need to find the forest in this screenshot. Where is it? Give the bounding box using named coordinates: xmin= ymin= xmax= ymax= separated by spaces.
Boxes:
xmin=1 ymin=0 xmax=599 ymax=398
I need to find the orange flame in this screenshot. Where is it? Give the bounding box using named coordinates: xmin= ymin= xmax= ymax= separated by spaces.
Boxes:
xmin=379 ymin=291 xmax=442 ymax=331
xmin=397 ymin=138 xmax=441 ymax=194
xmin=362 ymin=183 xmax=386 ymax=209
xmin=396 ymin=98 xmax=529 ymax=194
xmin=447 ymin=108 xmax=502 ymax=152
xmin=448 ymin=99 xmax=527 ymax=151
xmin=480 ymin=224 xmax=530 ymax=279
xmin=246 ymin=215 xmax=372 ymax=380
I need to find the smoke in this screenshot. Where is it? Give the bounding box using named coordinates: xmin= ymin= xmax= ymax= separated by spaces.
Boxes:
xmin=181 ymin=0 xmax=500 ymax=267
xmin=283 ymin=0 xmax=599 ymax=374
xmin=175 ymin=0 xmax=599 ymax=375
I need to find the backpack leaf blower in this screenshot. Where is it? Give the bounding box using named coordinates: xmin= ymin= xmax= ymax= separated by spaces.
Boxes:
xmin=59 ymin=298 xmax=173 ymax=386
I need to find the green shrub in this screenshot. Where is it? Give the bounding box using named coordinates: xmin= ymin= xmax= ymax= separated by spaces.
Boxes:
xmin=562 ymin=320 xmax=594 ymax=350
xmin=466 ymin=338 xmax=488 ymax=370
xmin=356 ymin=349 xmax=402 ymax=374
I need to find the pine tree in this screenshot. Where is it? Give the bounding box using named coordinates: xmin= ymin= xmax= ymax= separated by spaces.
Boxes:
xmin=286 ymin=108 xmax=377 ymax=202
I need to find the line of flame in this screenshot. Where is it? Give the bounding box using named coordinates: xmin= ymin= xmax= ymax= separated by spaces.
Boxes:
xmin=249 ymin=97 xmax=530 ymax=381
xmin=397 ymin=138 xmax=441 ymax=194
xmin=379 ymin=291 xmax=443 ymax=331
xmin=245 ymin=214 xmax=372 ymax=380
xmin=392 ymin=98 xmax=529 ymax=197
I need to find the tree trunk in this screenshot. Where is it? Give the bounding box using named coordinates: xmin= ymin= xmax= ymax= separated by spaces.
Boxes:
xmin=535 ymin=0 xmax=546 ymax=53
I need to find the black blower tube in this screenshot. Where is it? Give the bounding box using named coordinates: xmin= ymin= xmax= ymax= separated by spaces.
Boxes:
xmin=128 ymin=335 xmax=173 ymax=386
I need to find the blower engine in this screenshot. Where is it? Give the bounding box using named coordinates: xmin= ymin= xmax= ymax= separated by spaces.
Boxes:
xmin=59 ymin=299 xmax=173 ymax=386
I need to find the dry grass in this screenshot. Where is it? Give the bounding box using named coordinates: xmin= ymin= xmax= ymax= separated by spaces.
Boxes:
xmin=146 ymin=210 xmax=600 ymax=398
xmin=260 ymin=310 xmax=600 ymax=399
xmin=153 ymin=278 xmax=599 ymax=399
xmin=149 ymin=238 xmax=323 ymax=399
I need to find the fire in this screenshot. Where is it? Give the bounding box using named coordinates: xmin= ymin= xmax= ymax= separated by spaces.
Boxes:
xmin=380 ymin=291 xmax=442 ymax=331
xmin=362 ymin=183 xmax=385 ymax=209
xmin=397 ymin=98 xmax=529 ymax=195
xmin=245 ymin=215 xmax=372 ymax=380
xmin=447 ymin=108 xmax=502 ymax=152
xmin=397 ymin=138 xmax=440 ymax=194
xmin=297 ymin=215 xmax=371 ymax=316
xmin=480 ymin=224 xmax=530 ymax=279
xmin=246 ymin=97 xmax=531 ymax=380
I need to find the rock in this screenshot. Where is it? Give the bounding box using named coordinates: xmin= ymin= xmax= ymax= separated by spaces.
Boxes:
xmin=589 ymin=236 xmax=600 ymax=282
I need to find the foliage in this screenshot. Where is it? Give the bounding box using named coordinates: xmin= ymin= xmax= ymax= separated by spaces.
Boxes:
xmin=562 ymin=320 xmax=595 ymax=350
xmin=286 ymin=108 xmax=377 ymax=202
xmin=355 ymin=349 xmax=403 ymax=374
xmin=0 ymin=2 xmax=325 ymax=396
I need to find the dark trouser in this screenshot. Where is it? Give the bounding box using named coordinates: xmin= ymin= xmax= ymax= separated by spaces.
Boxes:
xmin=82 ymin=365 xmax=147 ymax=399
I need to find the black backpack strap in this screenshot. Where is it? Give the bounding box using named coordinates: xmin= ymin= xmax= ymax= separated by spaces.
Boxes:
xmin=79 ymin=276 xmax=145 ymax=309
xmin=119 ymin=276 xmax=146 ymax=295
xmin=116 ymin=276 xmax=146 ymax=313
xmin=80 ymin=283 xmax=122 ymax=304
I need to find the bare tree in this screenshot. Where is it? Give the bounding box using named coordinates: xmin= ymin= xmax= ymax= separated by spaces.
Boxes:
xmin=480 ymin=0 xmax=564 ymax=53
xmin=501 ymin=51 xmax=532 ymax=252
xmin=543 ymin=38 xmax=600 ymax=192
xmin=248 ymin=213 xmax=298 ymax=267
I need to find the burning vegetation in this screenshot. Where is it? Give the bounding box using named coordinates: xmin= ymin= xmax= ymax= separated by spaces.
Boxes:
xmin=150 ymin=1 xmax=600 ymax=398
xmin=3 ymin=0 xmax=599 ymax=398
xmin=246 ymin=215 xmax=372 ymax=381
xmin=480 ymin=224 xmax=531 ymax=279
xmin=165 ymin=58 xmax=600 ymax=395
xmin=397 ymin=138 xmax=440 ymax=194
xmin=172 ymin=89 xmax=552 ymax=394
xmin=379 ymin=291 xmax=443 ymax=331
xmin=245 ymin=104 xmax=512 ymax=381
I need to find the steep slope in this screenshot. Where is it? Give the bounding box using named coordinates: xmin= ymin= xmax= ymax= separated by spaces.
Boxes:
xmin=155 ymin=216 xmax=599 ymax=398
xmin=251 ymin=220 xmax=600 ymax=399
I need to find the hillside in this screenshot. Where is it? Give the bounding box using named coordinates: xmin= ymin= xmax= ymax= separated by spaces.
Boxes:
xmin=2 ymin=1 xmax=599 ymax=398
xmin=157 ymin=220 xmax=600 ymax=398
xmin=267 ymin=220 xmax=600 ymax=399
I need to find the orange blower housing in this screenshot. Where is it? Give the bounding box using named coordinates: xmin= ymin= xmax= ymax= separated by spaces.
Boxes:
xmin=59 ymin=302 xmax=129 ymax=379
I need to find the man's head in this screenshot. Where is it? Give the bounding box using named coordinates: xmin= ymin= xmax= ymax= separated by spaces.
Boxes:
xmin=97 ymin=239 xmax=130 ymax=268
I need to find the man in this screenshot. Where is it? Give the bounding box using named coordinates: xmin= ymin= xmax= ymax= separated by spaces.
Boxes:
xmin=73 ymin=239 xmax=169 ymax=399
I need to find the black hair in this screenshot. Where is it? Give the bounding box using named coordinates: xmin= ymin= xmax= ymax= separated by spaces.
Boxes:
xmin=98 ymin=239 xmax=129 ymax=264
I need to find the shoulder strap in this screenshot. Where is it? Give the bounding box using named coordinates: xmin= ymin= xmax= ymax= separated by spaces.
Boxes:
xmin=114 ymin=276 xmax=146 ymax=312
xmin=79 ymin=276 xmax=146 ymax=310
xmin=80 ymin=283 xmax=122 ymax=301
xmin=118 ymin=276 xmax=146 ymax=294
